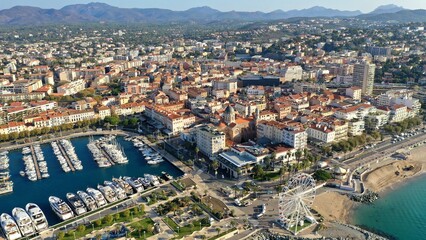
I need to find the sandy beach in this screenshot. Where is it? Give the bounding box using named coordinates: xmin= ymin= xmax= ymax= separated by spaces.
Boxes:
xmin=363 ymin=143 xmax=426 ymax=193
xmin=312 ymin=191 xmax=357 ymax=222
xmin=312 ymin=143 xmax=426 ymax=225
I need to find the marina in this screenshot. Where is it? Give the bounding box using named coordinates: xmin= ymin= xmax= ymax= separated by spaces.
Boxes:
xmin=21 ymin=145 xmax=49 ymax=181
xmin=0 ymin=135 xmax=183 ymax=226
xmin=131 ymin=137 xmax=165 ymax=165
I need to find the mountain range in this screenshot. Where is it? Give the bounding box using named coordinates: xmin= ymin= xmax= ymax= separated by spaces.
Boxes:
xmin=0 ymin=3 xmax=423 ymax=25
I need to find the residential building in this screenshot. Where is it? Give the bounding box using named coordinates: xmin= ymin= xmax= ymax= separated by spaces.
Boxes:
xmin=307 ymin=123 xmax=335 ymax=143
xmin=353 ymin=62 xmax=375 ymax=96
xmin=345 ymin=87 xmax=362 ymax=100
xmin=57 ymin=79 xmax=86 ymax=96
xmin=196 ymin=125 xmax=226 ymax=159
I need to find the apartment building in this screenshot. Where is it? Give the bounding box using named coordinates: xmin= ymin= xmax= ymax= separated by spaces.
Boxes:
xmin=57 ymin=79 xmax=86 ymax=96
xmin=196 ymin=125 xmax=226 ymax=159
xmin=257 ymin=120 xmax=307 ymax=149
xmin=353 ymin=62 xmax=375 ymax=96
xmin=307 ymin=123 xmax=335 ymax=143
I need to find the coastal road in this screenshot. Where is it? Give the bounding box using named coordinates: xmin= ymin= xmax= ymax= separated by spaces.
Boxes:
xmin=344 ymin=132 xmax=426 ymax=168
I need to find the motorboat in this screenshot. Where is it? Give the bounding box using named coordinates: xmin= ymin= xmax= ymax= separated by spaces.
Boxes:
xmin=144 ymin=174 xmax=160 ymax=186
xmin=77 ymin=191 xmax=97 ymax=211
xmin=123 ymin=176 xmax=144 ymax=192
xmin=104 ymin=181 xmax=127 ymax=200
xmin=161 ymin=171 xmax=173 ymax=181
xmin=97 ymin=185 xmax=118 ymax=203
xmin=66 ymin=193 xmax=88 ymax=215
xmin=0 ymin=213 xmax=22 ymax=240
xmin=86 ymin=188 xmax=107 ymax=207
xmin=12 ymin=207 xmax=36 ymax=236
xmin=49 ymin=196 xmax=74 ymax=221
xmin=112 ymin=177 xmax=134 ymax=195
xmin=25 ymin=203 xmax=48 ymax=231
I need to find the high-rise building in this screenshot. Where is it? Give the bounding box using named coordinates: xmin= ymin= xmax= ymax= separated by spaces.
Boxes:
xmin=196 ymin=125 xmax=226 ymax=159
xmin=353 ymin=63 xmax=375 ymax=96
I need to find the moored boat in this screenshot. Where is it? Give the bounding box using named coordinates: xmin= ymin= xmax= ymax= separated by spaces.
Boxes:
xmin=12 ymin=207 xmax=35 ymax=237
xmin=112 ymin=177 xmax=134 ymax=195
xmin=66 ymin=193 xmax=88 ymax=215
xmin=0 ymin=213 xmax=22 ymax=240
xmin=97 ymin=185 xmax=118 ymax=203
xmin=77 ymin=191 xmax=98 ymax=211
xmin=25 ymin=203 xmax=48 ymax=231
xmin=49 ymin=196 xmax=74 ymax=221
xmin=86 ymin=188 xmax=107 ymax=207
xmin=123 ymin=176 xmax=144 ymax=192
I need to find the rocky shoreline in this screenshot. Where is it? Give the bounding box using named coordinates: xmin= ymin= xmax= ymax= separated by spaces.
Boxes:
xmin=350 ymin=190 xmax=379 ymax=203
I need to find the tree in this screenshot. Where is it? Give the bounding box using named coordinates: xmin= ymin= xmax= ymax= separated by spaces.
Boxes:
xmin=57 ymin=231 xmax=65 ymax=240
xmin=129 ymin=117 xmax=138 ymax=127
xmin=76 ymin=225 xmax=86 ymax=233
xmin=295 ymin=149 xmax=303 ymax=171
xmin=252 ymin=164 xmax=265 ymax=179
xmin=170 ymin=202 xmax=178 ymax=216
xmin=279 ymin=166 xmax=286 ymax=184
xmin=211 ymin=160 xmax=220 ymax=178
xmin=104 ymin=114 xmax=120 ymax=126
xmin=195 ymin=147 xmax=199 ymax=162
xmin=94 ymin=219 xmax=102 ymax=227
xmin=313 ymin=170 xmax=332 ymax=181
xmin=122 ymin=209 xmax=131 ymax=218
xmin=145 ymin=224 xmax=154 ymax=233
xmin=264 ymin=157 xmax=272 ymax=170
xmin=103 ymin=214 xmax=113 ymax=225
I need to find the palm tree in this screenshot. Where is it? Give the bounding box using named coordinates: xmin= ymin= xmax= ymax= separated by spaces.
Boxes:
xmin=279 ymin=166 xmax=286 ymax=184
xmin=211 ymin=160 xmax=220 ymax=178
xmin=170 ymin=202 xmax=178 ymax=216
xmin=295 ymin=149 xmax=303 ymax=171
xmin=195 ymin=147 xmax=200 ymax=162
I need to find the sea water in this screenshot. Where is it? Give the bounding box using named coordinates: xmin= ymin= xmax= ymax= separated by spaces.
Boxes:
xmin=0 ymin=136 xmax=183 ymax=225
xmin=353 ymin=174 xmax=426 ymax=240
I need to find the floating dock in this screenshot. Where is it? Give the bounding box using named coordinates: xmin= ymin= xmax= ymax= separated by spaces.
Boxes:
xmin=56 ymin=141 xmax=75 ymax=172
xmin=30 ymin=145 xmax=42 ymax=180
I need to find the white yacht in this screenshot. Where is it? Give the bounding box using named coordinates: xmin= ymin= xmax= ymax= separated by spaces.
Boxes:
xmin=77 ymin=191 xmax=97 ymax=211
xmin=66 ymin=193 xmax=88 ymax=215
xmin=25 ymin=203 xmax=48 ymax=231
xmin=97 ymin=185 xmax=118 ymax=203
xmin=49 ymin=196 xmax=74 ymax=221
xmin=12 ymin=207 xmax=35 ymax=237
xmin=0 ymin=213 xmax=22 ymax=240
xmin=104 ymin=181 xmax=127 ymax=200
xmin=86 ymin=188 xmax=107 ymax=207
xmin=112 ymin=177 xmax=134 ymax=195
xmin=144 ymin=174 xmax=161 ymax=186
xmin=123 ymin=176 xmax=144 ymax=192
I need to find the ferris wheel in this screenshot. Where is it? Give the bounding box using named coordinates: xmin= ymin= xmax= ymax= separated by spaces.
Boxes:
xmin=278 ymin=173 xmax=317 ymax=235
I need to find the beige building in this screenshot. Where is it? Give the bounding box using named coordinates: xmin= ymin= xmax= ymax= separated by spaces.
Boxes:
xmin=257 ymin=120 xmax=307 ymax=149
xmin=353 ymin=62 xmax=375 ymax=96
xmin=345 ymin=87 xmax=362 ymax=100
xmin=307 ymin=123 xmax=335 ymax=143
xmin=196 ymin=125 xmax=226 ymax=159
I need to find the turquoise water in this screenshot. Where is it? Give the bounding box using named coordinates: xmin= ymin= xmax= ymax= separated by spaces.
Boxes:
xmin=0 ymin=136 xmax=183 ymax=225
xmin=353 ymin=174 xmax=426 ymax=240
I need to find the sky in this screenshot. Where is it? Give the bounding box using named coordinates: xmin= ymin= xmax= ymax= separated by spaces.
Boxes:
xmin=1 ymin=0 xmax=426 ymax=13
